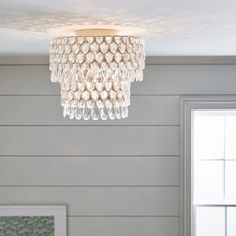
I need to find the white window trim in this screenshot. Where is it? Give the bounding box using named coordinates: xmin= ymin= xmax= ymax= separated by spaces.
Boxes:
xmin=180 ymin=96 xmax=236 ymax=236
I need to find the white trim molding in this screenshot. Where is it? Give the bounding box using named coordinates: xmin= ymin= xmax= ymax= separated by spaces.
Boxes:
xmin=180 ymin=96 xmax=236 ymax=236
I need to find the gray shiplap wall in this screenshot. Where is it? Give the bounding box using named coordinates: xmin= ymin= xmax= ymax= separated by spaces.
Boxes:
xmin=0 ymin=57 xmax=236 ymax=236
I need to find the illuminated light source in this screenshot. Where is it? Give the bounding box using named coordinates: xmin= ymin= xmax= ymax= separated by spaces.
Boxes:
xmin=49 ymin=29 xmax=145 ymax=120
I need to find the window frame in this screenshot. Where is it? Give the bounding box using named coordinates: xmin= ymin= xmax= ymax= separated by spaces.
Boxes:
xmin=180 ymin=96 xmax=236 ymax=236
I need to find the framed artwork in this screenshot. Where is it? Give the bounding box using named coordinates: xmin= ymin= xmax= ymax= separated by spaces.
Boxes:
xmin=0 ymin=205 xmax=66 ymax=236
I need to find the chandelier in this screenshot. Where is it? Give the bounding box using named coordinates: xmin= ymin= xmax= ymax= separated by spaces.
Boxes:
xmin=49 ymin=29 xmax=145 ymax=120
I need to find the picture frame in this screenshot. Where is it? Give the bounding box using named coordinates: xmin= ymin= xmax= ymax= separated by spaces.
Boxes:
xmin=0 ymin=205 xmax=66 ymax=236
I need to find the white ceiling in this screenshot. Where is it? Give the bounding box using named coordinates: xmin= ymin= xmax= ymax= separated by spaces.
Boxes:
xmin=1 ymin=0 xmax=236 ymax=56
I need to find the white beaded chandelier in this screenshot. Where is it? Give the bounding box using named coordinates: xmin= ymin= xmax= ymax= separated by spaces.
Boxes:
xmin=49 ymin=29 xmax=145 ymax=120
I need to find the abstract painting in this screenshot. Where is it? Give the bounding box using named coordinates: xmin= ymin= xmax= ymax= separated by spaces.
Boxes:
xmin=0 ymin=206 xmax=66 ymax=236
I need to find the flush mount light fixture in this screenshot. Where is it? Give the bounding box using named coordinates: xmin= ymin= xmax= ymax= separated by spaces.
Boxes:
xmin=49 ymin=29 xmax=145 ymax=120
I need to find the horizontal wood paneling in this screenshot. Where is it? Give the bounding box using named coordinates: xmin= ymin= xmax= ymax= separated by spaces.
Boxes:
xmin=0 ymin=66 xmax=57 ymax=95
xmin=133 ymin=65 xmax=236 ymax=95
xmin=68 ymin=216 xmax=179 ymax=236
xmin=0 ymin=156 xmax=179 ymax=186
xmin=0 ymin=126 xmax=179 ymax=156
xmin=1 ymin=65 xmax=236 ymax=95
xmin=4 ymin=61 xmax=234 ymax=236
xmin=1 ymin=55 xmax=236 ymax=65
xmin=0 ymin=96 xmax=179 ymax=125
xmin=0 ymin=187 xmax=179 ymax=216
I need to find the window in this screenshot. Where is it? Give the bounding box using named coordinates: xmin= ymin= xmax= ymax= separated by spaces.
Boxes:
xmin=192 ymin=110 xmax=236 ymax=236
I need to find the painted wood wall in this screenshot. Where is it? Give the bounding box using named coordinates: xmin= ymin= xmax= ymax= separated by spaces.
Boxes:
xmin=0 ymin=56 xmax=236 ymax=236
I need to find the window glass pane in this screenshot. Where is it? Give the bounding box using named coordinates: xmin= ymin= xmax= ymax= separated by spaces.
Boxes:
xmin=225 ymin=161 xmax=236 ymax=202
xmin=225 ymin=115 xmax=236 ymax=159
xmin=193 ymin=111 xmax=225 ymax=159
xmin=194 ymin=161 xmax=224 ymax=202
xmin=195 ymin=207 xmax=225 ymax=236
xmin=227 ymin=207 xmax=236 ymax=236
